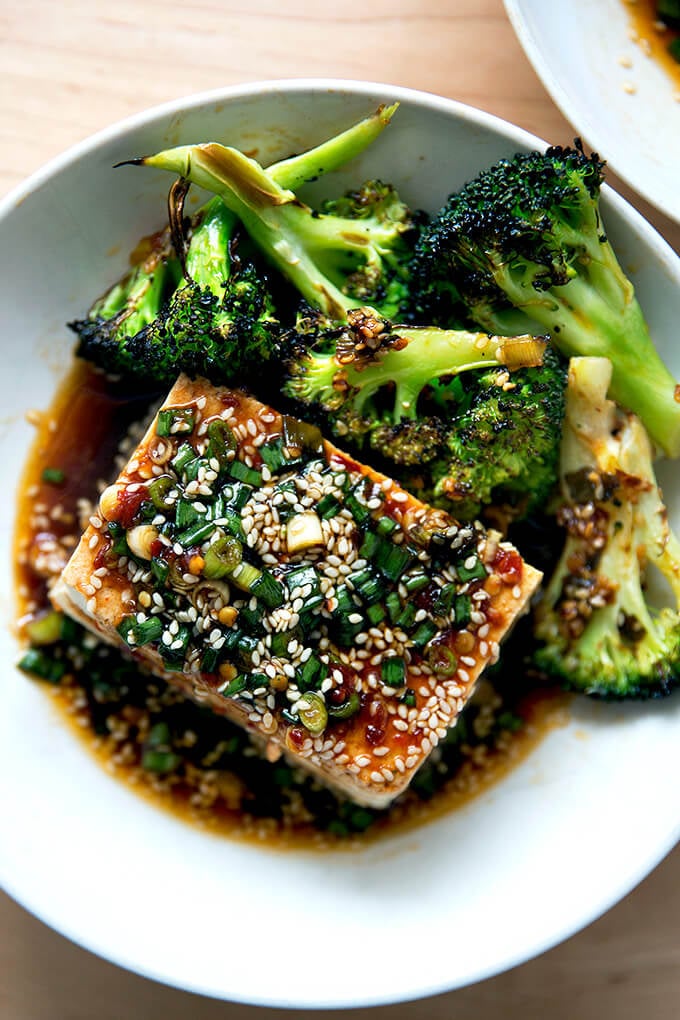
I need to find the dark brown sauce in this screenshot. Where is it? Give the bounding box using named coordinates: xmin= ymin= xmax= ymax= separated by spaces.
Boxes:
xmin=15 ymin=362 xmax=569 ymax=850
xmin=624 ymin=0 xmax=680 ymax=89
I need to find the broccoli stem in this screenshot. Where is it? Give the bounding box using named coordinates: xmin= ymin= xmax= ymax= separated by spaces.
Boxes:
xmin=265 ymin=103 xmax=399 ymax=192
xmin=495 ymin=257 xmax=680 ymax=457
xmin=295 ymin=329 xmax=545 ymax=422
xmin=140 ymin=143 xmax=359 ymax=320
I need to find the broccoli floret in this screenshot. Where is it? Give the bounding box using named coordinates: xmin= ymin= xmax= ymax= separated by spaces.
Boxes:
xmin=131 ymin=125 xmax=418 ymax=322
xmin=422 ymin=345 xmax=568 ymax=521
xmin=282 ymin=309 xmax=563 ymax=521
xmin=73 ymin=198 xmax=279 ymax=387
xmin=413 ymin=142 xmax=680 ymax=457
xmin=71 ymin=225 xmax=181 ymax=367
xmin=319 ymin=179 xmax=422 ymax=318
xmin=533 ymin=356 xmax=680 ymax=699
xmin=73 ymin=104 xmax=401 ymax=377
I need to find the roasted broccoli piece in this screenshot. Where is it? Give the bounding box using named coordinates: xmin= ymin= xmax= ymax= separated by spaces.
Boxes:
xmin=413 ymin=142 xmax=680 ymax=457
xmin=130 ymin=125 xmax=419 ymax=321
xmin=533 ymin=356 xmax=680 ymax=699
xmin=73 ymin=104 xmax=401 ymax=376
xmin=282 ymin=308 xmax=563 ymax=521
xmin=73 ymin=198 xmax=279 ymax=387
xmin=419 ymin=345 xmax=568 ymax=521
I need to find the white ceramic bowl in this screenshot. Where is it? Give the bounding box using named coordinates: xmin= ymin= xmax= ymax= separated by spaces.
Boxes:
xmin=0 ymin=80 xmax=678 ymax=1009
xmin=505 ymin=0 xmax=680 ymax=223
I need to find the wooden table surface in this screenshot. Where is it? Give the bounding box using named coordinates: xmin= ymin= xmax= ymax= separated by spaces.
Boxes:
xmin=1 ymin=1 xmax=678 ymax=1017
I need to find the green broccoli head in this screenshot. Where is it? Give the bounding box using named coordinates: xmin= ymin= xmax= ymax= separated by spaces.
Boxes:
xmin=424 ymin=345 xmax=568 ymax=522
xmin=123 ymin=264 xmax=280 ymax=387
xmin=72 ymin=225 xmax=181 ymax=370
xmin=412 ymin=142 xmax=680 ymax=457
xmin=73 ymin=196 xmax=279 ymax=387
xmin=533 ymin=356 xmax=680 ymax=699
xmin=320 ymin=179 xmax=422 ymax=319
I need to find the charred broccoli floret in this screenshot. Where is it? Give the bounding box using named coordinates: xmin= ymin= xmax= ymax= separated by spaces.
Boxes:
xmin=130 ymin=119 xmax=418 ymax=321
xmin=73 ymin=104 xmax=401 ymax=380
xmin=282 ymin=308 xmax=563 ymax=521
xmin=533 ymin=356 xmax=680 ymax=699
xmin=73 ymin=198 xmax=279 ymax=387
xmin=413 ymin=142 xmax=680 ymax=457
xmin=420 ymin=345 xmax=568 ymax=521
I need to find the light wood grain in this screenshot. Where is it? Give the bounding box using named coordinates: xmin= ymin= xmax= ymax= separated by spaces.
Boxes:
xmin=1 ymin=1 xmax=678 ymax=1016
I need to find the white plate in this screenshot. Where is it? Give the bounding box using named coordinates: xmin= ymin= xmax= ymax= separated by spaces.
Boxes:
xmin=0 ymin=80 xmax=678 ymax=1009
xmin=505 ymin=0 xmax=680 ymax=223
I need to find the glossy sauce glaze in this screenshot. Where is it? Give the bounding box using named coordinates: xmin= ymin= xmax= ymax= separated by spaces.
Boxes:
xmin=624 ymin=0 xmax=680 ymax=89
xmin=15 ymin=361 xmax=569 ymax=849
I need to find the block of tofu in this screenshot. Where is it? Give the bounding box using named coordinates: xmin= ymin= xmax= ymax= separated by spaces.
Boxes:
xmin=52 ymin=375 xmax=542 ymax=808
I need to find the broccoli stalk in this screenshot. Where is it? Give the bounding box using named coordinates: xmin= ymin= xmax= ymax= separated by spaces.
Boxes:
xmin=131 ymin=130 xmax=417 ymax=321
xmin=533 ymin=356 xmax=680 ymax=698
xmin=413 ymin=143 xmax=680 ymax=457
xmin=285 ymin=315 xmax=547 ymax=421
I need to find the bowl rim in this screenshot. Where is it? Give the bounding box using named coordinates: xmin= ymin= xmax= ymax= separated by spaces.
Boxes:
xmin=503 ymin=0 xmax=680 ymax=225
xmin=1 ymin=77 xmax=678 ymax=1009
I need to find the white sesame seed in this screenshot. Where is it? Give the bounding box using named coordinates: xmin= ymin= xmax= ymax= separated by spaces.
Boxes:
xmin=370 ymin=771 xmax=385 ymax=784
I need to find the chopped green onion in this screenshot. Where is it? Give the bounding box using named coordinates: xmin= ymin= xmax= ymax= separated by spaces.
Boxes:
xmin=151 ymin=556 xmax=169 ymax=585
xmin=203 ymin=535 xmax=243 ymax=579
xmin=228 ymin=460 xmax=263 ymax=486
xmin=220 ymin=673 xmax=248 ymax=698
xmin=41 ymin=467 xmax=65 ymax=485
xmin=298 ymin=653 xmax=329 ymax=692
xmin=328 ymin=691 xmax=360 ymax=720
xmin=117 ymin=615 xmax=163 ymax=647
xmin=24 ymin=610 xmax=65 ymax=646
xmin=228 ymin=560 xmax=261 ymax=591
xmin=395 ymin=602 xmax=416 ymax=630
xmin=359 ymin=531 xmax=380 ymax=560
xmin=411 ymin=620 xmax=438 ymax=648
xmin=297 ymin=691 xmax=328 ymax=735
xmin=176 ymin=519 xmax=215 ymax=548
xmin=172 ymin=442 xmax=195 ymax=474
xmin=376 ymin=515 xmax=397 ymax=536
xmin=161 ymin=624 xmax=192 ymax=668
xmin=426 ymin=642 xmax=457 ymax=677
xmin=347 ymin=566 xmax=384 ymax=605
xmin=201 ymin=646 xmax=221 ymax=673
xmin=156 ymin=406 xmax=195 ymax=437
xmin=375 ymin=540 xmax=412 ymax=582
xmin=148 ymin=475 xmax=174 ymax=510
xmin=401 ymin=688 xmax=417 ymax=708
xmin=433 ymin=582 xmax=457 ymax=617
xmin=206 ymin=419 xmax=237 ymax=465
xmin=107 ymin=520 xmax=130 ymax=556
xmin=386 ymin=591 xmax=402 ymax=624
xmin=454 ymin=594 xmax=471 ymax=627
xmin=366 ymin=603 xmax=386 ymax=626
xmin=404 ymin=573 xmax=430 ymax=594
xmin=381 ymin=656 xmax=406 ymax=689
xmin=18 ymin=648 xmax=66 ymax=683
xmin=457 ymin=555 xmax=487 ymax=583
xmin=316 ymin=493 xmax=342 ymax=519
xmin=142 ymin=748 xmax=182 ymax=773
xmin=251 ymin=569 xmax=285 ymax=610
xmin=281 ymin=415 xmax=324 ymax=458
xmin=345 ymin=487 xmax=371 ymax=525
xmin=260 ymin=437 xmax=299 ymax=474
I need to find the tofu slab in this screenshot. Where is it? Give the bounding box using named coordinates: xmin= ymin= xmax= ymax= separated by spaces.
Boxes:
xmin=52 ymin=375 xmax=541 ymax=808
